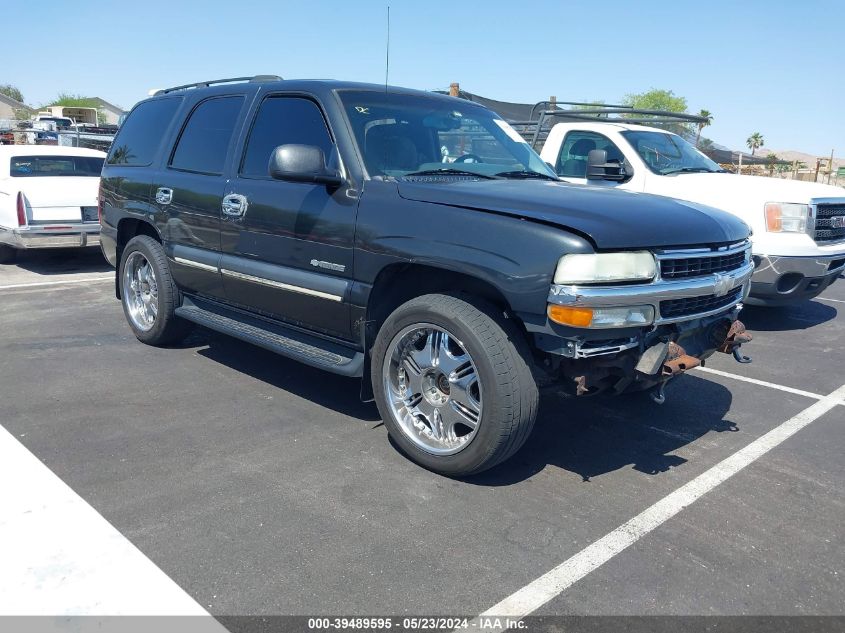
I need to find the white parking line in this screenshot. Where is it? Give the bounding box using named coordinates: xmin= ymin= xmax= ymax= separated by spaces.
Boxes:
xmin=817 ymin=296 xmax=844 ymax=304
xmin=0 ymin=276 xmax=113 ymax=291
xmin=694 ymin=366 xmax=826 ymax=401
xmin=0 ymin=424 xmax=223 ymax=622
xmin=472 ymin=383 xmax=845 ymax=622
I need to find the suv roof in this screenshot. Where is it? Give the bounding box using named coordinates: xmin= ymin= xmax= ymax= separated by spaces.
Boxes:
xmin=143 ymin=75 xmax=467 ymax=106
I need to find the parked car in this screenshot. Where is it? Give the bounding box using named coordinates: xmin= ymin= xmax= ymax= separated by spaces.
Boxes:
xmin=524 ymin=110 xmax=845 ymax=306
xmin=100 ymin=77 xmax=754 ymax=476
xmin=0 ymin=145 xmax=106 ymax=263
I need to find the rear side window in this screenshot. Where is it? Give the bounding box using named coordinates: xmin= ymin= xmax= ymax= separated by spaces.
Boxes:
xmin=170 ymin=96 xmax=244 ymax=175
xmin=240 ymin=97 xmax=333 ymax=178
xmin=107 ymin=98 xmax=182 ymax=166
xmin=10 ymin=155 xmax=104 ymax=177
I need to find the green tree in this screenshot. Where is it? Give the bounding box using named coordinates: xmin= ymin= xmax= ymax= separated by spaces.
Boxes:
xmin=44 ymin=93 xmax=107 ymax=125
xmin=0 ymin=84 xmax=24 ymax=103
xmin=698 ymin=137 xmax=715 ymax=151
xmin=695 ymin=109 xmax=713 ymax=147
xmin=746 ymin=132 xmax=764 ymax=156
xmin=622 ymin=89 xmax=688 ymax=113
xmin=622 ymin=88 xmax=690 ymax=135
xmin=765 ymin=152 xmax=779 ymax=176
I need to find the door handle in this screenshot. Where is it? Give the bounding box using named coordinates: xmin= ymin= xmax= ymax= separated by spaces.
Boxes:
xmin=155 ymin=187 xmax=173 ymax=205
xmin=222 ymin=193 xmax=248 ymax=217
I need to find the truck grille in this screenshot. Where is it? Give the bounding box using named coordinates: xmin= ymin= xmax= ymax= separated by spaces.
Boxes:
xmin=814 ymin=203 xmax=845 ymax=243
xmin=660 ymin=288 xmax=743 ymax=320
xmin=660 ymin=250 xmax=747 ymax=280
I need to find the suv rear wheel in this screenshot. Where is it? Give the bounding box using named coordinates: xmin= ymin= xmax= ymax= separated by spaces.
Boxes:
xmin=372 ymin=293 xmax=538 ymax=477
xmin=119 ymin=235 xmax=191 ymax=346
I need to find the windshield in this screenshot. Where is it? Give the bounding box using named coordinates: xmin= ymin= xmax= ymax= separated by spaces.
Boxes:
xmin=621 ymin=130 xmax=723 ymax=175
xmin=10 ymin=155 xmax=104 ymax=177
xmin=338 ymin=91 xmax=556 ymax=180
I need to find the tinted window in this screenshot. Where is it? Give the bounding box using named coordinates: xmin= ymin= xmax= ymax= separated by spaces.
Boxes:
xmin=170 ymin=96 xmax=244 ymax=175
xmin=240 ymin=97 xmax=334 ymax=178
xmin=107 ymin=98 xmax=182 ymax=166
xmin=11 ymin=155 xmax=104 ymax=177
xmin=556 ymin=131 xmax=623 ymax=178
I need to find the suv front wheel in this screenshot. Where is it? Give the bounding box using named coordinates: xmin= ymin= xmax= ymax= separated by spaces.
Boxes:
xmin=372 ymin=293 xmax=538 ymax=477
xmin=119 ymin=235 xmax=191 ymax=346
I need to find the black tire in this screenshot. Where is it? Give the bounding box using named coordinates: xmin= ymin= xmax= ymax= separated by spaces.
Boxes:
xmin=371 ymin=293 xmax=539 ymax=477
xmin=0 ymin=244 xmax=17 ymax=264
xmin=118 ymin=235 xmax=192 ymax=346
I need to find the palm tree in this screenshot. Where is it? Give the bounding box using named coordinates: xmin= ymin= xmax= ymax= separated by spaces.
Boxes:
xmin=746 ymin=132 xmax=764 ymax=156
xmin=695 ymin=109 xmax=713 ymax=147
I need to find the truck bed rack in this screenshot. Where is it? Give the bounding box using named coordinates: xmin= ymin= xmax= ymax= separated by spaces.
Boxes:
xmin=510 ymin=101 xmax=709 ymax=150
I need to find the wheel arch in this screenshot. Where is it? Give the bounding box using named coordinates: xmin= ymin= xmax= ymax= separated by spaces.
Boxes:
xmin=114 ymin=218 xmax=161 ymax=298
xmin=359 ymin=262 xmax=530 ymax=401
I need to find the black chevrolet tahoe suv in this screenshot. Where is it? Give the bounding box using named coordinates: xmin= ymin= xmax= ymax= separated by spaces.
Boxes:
xmin=100 ymin=76 xmax=754 ymax=476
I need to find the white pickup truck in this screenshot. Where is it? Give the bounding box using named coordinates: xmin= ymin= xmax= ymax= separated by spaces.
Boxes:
xmin=521 ymin=111 xmax=845 ymax=306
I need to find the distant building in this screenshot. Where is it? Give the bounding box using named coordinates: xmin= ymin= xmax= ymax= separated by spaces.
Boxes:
xmin=88 ymin=97 xmax=126 ymax=125
xmin=41 ymin=97 xmax=127 ymax=125
xmin=0 ymin=93 xmax=33 ymax=120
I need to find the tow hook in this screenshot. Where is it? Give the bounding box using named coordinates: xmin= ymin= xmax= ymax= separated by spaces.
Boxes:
xmin=719 ymin=320 xmax=753 ymax=364
xmin=662 ymin=341 xmax=701 ymax=376
xmin=649 ymin=382 xmax=666 ymax=405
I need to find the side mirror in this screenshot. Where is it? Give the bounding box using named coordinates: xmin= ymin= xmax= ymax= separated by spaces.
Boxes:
xmin=268 ymin=144 xmax=344 ymax=187
xmin=586 ymin=149 xmax=627 ymax=182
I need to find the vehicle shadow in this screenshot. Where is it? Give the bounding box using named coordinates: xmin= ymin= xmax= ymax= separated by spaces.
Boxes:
xmin=12 ymin=247 xmax=112 ymax=275
xmin=186 ymin=326 xmax=736 ymax=484
xmin=740 ymin=301 xmax=837 ymax=331
xmin=464 ymin=374 xmax=737 ymax=486
xmin=194 ymin=329 xmax=381 ymax=422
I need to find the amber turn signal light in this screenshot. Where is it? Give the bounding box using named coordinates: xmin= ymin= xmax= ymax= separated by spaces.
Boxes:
xmin=547 ymin=304 xmax=593 ymax=327
xmin=764 ymin=203 xmax=782 ymax=232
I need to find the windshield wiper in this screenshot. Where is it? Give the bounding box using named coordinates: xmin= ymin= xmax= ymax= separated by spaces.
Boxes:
xmin=662 ymin=167 xmax=726 ymax=175
xmin=494 ymin=170 xmax=559 ymax=181
xmin=403 ymin=168 xmax=497 ymax=179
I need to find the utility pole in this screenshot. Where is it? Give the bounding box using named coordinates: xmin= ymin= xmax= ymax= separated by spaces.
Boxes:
xmin=737 ymin=152 xmax=743 ymax=175
xmin=828 ymin=149 xmax=835 ymax=185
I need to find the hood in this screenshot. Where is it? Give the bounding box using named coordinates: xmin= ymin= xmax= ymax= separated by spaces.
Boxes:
xmin=397 ymin=179 xmax=749 ymax=250
xmin=649 ymin=172 xmax=845 ymax=221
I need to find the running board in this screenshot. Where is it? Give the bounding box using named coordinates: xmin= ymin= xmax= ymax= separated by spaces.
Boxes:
xmin=175 ymin=300 xmax=364 ymax=377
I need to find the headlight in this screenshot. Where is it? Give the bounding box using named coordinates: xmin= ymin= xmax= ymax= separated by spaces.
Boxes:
xmin=764 ymin=202 xmax=811 ymax=233
xmin=553 ymin=251 xmax=656 ymax=285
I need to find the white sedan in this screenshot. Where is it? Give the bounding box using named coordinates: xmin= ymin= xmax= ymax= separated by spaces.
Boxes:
xmin=0 ymin=145 xmax=106 ymax=263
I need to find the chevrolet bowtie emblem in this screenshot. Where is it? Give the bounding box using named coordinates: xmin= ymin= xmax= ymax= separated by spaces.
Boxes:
xmin=713 ymin=272 xmax=732 ymax=297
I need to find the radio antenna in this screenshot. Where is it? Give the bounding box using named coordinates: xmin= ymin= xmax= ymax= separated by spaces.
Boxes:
xmin=385 ymin=5 xmax=390 ymax=92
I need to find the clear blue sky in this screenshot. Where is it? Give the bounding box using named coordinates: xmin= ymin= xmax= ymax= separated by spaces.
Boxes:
xmin=5 ymin=0 xmax=843 ymax=156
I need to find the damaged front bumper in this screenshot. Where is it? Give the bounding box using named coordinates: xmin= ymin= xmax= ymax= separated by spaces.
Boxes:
xmin=528 ymin=250 xmax=755 ymax=399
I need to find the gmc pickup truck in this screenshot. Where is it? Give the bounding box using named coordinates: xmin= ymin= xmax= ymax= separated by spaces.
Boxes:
xmin=518 ymin=105 xmax=845 ymax=306
xmin=100 ymin=76 xmax=753 ymax=476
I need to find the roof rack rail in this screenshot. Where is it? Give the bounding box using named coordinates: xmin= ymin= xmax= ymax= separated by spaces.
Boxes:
xmin=153 ymin=75 xmax=283 ymax=96
xmin=513 ymin=101 xmax=708 ymax=150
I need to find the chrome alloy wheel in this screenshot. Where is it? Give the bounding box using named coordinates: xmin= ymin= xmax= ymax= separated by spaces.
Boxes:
xmin=122 ymin=251 xmax=159 ymax=332
xmin=383 ymin=324 xmax=483 ymax=456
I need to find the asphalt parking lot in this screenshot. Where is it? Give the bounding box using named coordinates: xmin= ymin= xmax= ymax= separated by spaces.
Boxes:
xmin=1 ymin=248 xmax=843 ymax=624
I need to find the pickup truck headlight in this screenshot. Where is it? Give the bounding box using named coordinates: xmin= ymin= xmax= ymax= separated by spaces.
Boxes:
xmin=553 ymin=251 xmax=656 ymax=285
xmin=764 ymin=202 xmax=811 ymax=233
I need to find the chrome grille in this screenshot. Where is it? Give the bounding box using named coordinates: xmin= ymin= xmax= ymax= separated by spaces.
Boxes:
xmin=660 ymin=288 xmax=743 ymax=320
xmin=814 ymin=203 xmax=845 ymax=243
xmin=657 ymin=241 xmax=750 ymax=281
xmin=660 ymin=250 xmax=747 ymax=280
